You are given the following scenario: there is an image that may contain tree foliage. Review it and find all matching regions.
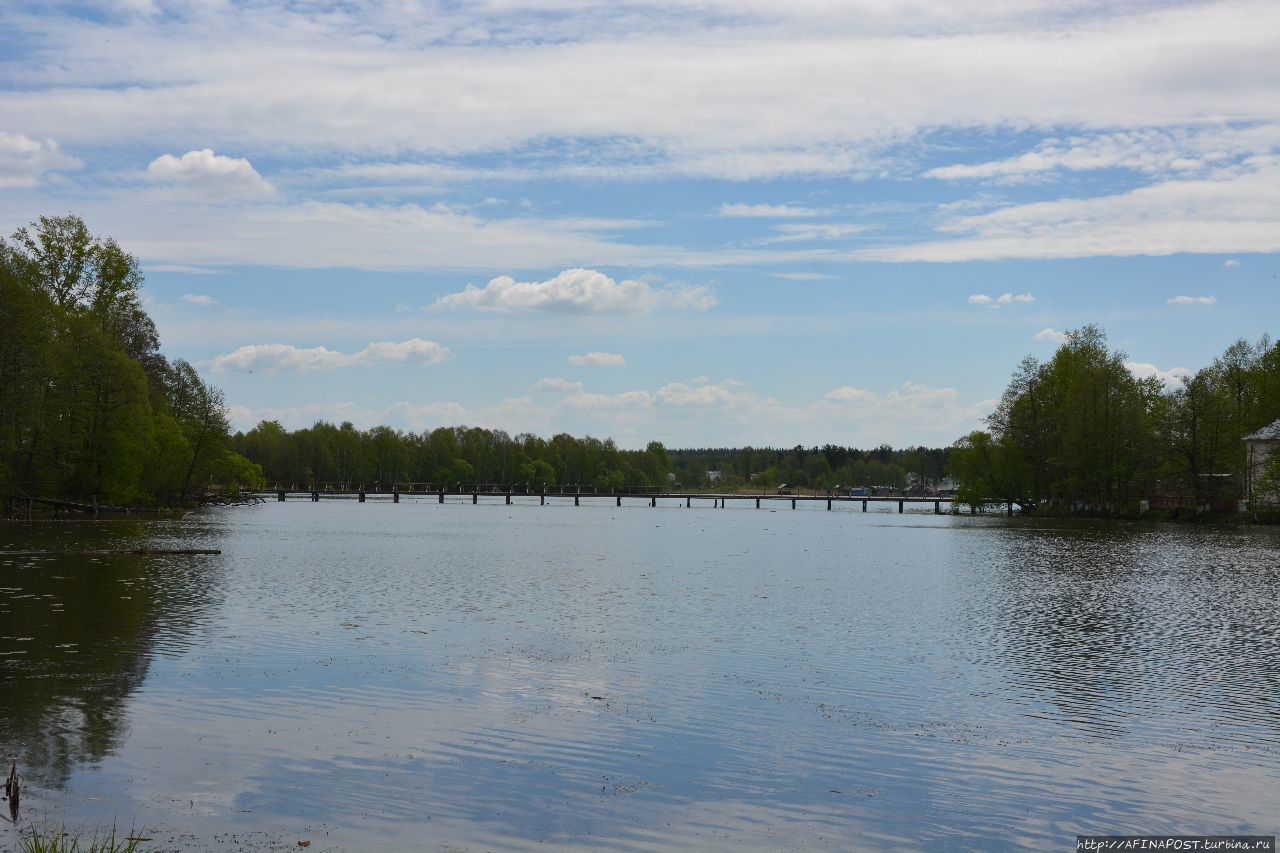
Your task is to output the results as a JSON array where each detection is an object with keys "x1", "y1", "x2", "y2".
[
  {"x1": 950, "y1": 325, "x2": 1280, "y2": 513},
  {"x1": 0, "y1": 216, "x2": 251, "y2": 506}
]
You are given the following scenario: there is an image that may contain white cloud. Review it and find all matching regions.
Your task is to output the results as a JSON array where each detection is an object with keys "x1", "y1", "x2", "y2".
[
  {"x1": 563, "y1": 390, "x2": 653, "y2": 410},
  {"x1": 390, "y1": 396, "x2": 552, "y2": 433},
  {"x1": 179, "y1": 293, "x2": 216, "y2": 306},
  {"x1": 8, "y1": 0, "x2": 1277, "y2": 185},
  {"x1": 864, "y1": 158, "x2": 1280, "y2": 262},
  {"x1": 532, "y1": 377, "x2": 584, "y2": 392},
  {"x1": 210, "y1": 337, "x2": 452, "y2": 373},
  {"x1": 823, "y1": 386, "x2": 877, "y2": 403},
  {"x1": 654, "y1": 382, "x2": 737, "y2": 407},
  {"x1": 1167, "y1": 295, "x2": 1216, "y2": 305},
  {"x1": 1034, "y1": 327, "x2": 1067, "y2": 343},
  {"x1": 431, "y1": 268, "x2": 717, "y2": 314},
  {"x1": 0, "y1": 132, "x2": 81, "y2": 188},
  {"x1": 567, "y1": 351, "x2": 626, "y2": 367},
  {"x1": 146, "y1": 149, "x2": 275, "y2": 198},
  {"x1": 717, "y1": 203, "x2": 827, "y2": 218},
  {"x1": 1126, "y1": 361, "x2": 1193, "y2": 388},
  {"x1": 1223, "y1": 259, "x2": 1240, "y2": 268},
  {"x1": 925, "y1": 125, "x2": 1280, "y2": 183},
  {"x1": 761, "y1": 223, "x2": 867, "y2": 243},
  {"x1": 772, "y1": 271, "x2": 840, "y2": 280},
  {"x1": 969, "y1": 292, "x2": 1035, "y2": 306}
]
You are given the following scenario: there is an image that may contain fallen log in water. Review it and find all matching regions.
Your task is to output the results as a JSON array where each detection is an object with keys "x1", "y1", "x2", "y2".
[{"x1": 0, "y1": 548, "x2": 221, "y2": 556}]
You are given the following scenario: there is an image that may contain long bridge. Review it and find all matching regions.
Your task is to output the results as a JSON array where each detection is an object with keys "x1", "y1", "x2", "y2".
[{"x1": 257, "y1": 483, "x2": 1018, "y2": 515}]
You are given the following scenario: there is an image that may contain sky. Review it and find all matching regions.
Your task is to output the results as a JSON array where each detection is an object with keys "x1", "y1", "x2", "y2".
[{"x1": 2, "y1": 0, "x2": 1277, "y2": 449}]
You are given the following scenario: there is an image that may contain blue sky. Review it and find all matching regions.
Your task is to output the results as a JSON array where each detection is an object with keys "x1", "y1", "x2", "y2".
[{"x1": 2, "y1": 0, "x2": 1277, "y2": 448}]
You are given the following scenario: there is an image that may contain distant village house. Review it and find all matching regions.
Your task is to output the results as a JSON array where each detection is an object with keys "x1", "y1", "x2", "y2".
[{"x1": 1245, "y1": 417, "x2": 1280, "y2": 508}]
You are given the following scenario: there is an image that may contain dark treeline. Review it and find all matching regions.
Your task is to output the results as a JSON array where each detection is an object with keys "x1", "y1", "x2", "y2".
[
  {"x1": 668, "y1": 445, "x2": 948, "y2": 491},
  {"x1": 949, "y1": 325, "x2": 1280, "y2": 513},
  {"x1": 232, "y1": 418, "x2": 950, "y2": 492},
  {"x1": 1, "y1": 216, "x2": 258, "y2": 507}
]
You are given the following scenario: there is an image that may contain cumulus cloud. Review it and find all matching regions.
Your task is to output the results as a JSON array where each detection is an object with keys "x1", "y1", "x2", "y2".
[
  {"x1": 563, "y1": 390, "x2": 653, "y2": 410},
  {"x1": 823, "y1": 386, "x2": 877, "y2": 403},
  {"x1": 567, "y1": 351, "x2": 626, "y2": 367},
  {"x1": 179, "y1": 293, "x2": 216, "y2": 306},
  {"x1": 1223, "y1": 259, "x2": 1240, "y2": 268},
  {"x1": 0, "y1": 132, "x2": 81, "y2": 187},
  {"x1": 969, "y1": 292, "x2": 1035, "y2": 306},
  {"x1": 146, "y1": 149, "x2": 275, "y2": 198},
  {"x1": 654, "y1": 382, "x2": 737, "y2": 407},
  {"x1": 718, "y1": 203, "x2": 826, "y2": 218},
  {"x1": 532, "y1": 377, "x2": 584, "y2": 392},
  {"x1": 210, "y1": 337, "x2": 452, "y2": 373},
  {"x1": 1034, "y1": 327, "x2": 1068, "y2": 343},
  {"x1": 1126, "y1": 361, "x2": 1193, "y2": 388},
  {"x1": 431, "y1": 268, "x2": 717, "y2": 314},
  {"x1": 1168, "y1": 295, "x2": 1216, "y2": 305}
]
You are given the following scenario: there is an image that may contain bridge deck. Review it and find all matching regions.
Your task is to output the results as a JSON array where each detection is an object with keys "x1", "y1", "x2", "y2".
[{"x1": 252, "y1": 488, "x2": 1016, "y2": 514}]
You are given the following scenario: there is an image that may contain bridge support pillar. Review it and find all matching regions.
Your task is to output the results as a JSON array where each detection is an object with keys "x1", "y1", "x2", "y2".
[
  {"x1": 358, "y1": 491, "x2": 365, "y2": 503},
  {"x1": 934, "y1": 500, "x2": 939, "y2": 514},
  {"x1": 898, "y1": 500, "x2": 903, "y2": 513},
  {"x1": 574, "y1": 495, "x2": 579, "y2": 506},
  {"x1": 791, "y1": 498, "x2": 796, "y2": 509},
  {"x1": 827, "y1": 498, "x2": 832, "y2": 511},
  {"x1": 755, "y1": 497, "x2": 760, "y2": 508},
  {"x1": 505, "y1": 494, "x2": 511, "y2": 505},
  {"x1": 541, "y1": 493, "x2": 545, "y2": 505},
  {"x1": 651, "y1": 496, "x2": 656, "y2": 507},
  {"x1": 862, "y1": 500, "x2": 867, "y2": 512},
  {"x1": 617, "y1": 496, "x2": 622, "y2": 507},
  {"x1": 1007, "y1": 502, "x2": 1013, "y2": 516},
  {"x1": 277, "y1": 490, "x2": 286, "y2": 502}
]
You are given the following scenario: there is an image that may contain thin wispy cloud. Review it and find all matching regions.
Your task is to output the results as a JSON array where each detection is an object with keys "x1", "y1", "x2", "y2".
[
  {"x1": 179, "y1": 293, "x2": 216, "y2": 306},
  {"x1": 1168, "y1": 295, "x2": 1216, "y2": 305},
  {"x1": 718, "y1": 203, "x2": 827, "y2": 218}
]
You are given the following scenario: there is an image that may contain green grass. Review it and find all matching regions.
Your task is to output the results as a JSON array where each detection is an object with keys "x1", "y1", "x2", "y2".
[{"x1": 18, "y1": 823, "x2": 145, "y2": 853}]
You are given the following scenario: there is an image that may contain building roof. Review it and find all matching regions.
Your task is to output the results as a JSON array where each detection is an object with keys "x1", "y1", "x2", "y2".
[{"x1": 1244, "y1": 417, "x2": 1280, "y2": 442}]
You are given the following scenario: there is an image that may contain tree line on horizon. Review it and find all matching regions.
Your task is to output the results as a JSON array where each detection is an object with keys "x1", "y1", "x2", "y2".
[
  {"x1": 230, "y1": 417, "x2": 947, "y2": 493},
  {"x1": 949, "y1": 325, "x2": 1280, "y2": 512}
]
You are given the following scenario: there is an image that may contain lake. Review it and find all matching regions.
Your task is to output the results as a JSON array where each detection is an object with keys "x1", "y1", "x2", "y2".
[{"x1": 2, "y1": 499, "x2": 1278, "y2": 850}]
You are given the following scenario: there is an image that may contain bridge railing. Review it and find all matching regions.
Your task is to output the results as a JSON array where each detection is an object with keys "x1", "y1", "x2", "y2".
[{"x1": 262, "y1": 482, "x2": 663, "y2": 495}]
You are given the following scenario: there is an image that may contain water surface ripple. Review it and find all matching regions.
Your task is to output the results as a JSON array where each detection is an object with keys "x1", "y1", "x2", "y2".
[{"x1": 1, "y1": 502, "x2": 1277, "y2": 849}]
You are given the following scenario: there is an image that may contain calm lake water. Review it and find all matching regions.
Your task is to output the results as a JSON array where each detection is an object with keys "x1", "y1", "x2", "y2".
[{"x1": 2, "y1": 499, "x2": 1278, "y2": 850}]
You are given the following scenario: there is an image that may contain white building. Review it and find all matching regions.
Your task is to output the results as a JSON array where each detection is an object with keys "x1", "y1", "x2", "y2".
[{"x1": 1244, "y1": 417, "x2": 1280, "y2": 507}]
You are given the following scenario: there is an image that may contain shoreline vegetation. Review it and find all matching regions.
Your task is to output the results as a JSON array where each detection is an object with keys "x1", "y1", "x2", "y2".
[{"x1": 3, "y1": 216, "x2": 1278, "y2": 522}]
